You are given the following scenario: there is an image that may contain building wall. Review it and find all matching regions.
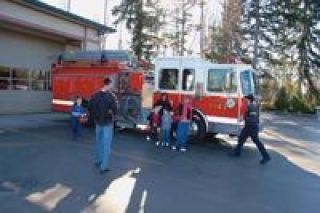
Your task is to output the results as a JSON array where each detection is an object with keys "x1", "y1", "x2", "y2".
[
  {"x1": 0, "y1": 28, "x2": 65, "y2": 70},
  {"x1": 0, "y1": 90, "x2": 52, "y2": 114},
  {"x1": 0, "y1": 0, "x2": 104, "y2": 114},
  {"x1": 0, "y1": 0, "x2": 101, "y2": 50}
]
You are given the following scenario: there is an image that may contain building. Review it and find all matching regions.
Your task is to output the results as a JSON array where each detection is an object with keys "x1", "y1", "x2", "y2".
[{"x1": 0, "y1": 0, "x2": 115, "y2": 114}]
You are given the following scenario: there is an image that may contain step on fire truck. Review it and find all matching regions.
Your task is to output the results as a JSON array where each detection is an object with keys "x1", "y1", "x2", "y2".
[{"x1": 52, "y1": 52, "x2": 260, "y2": 140}]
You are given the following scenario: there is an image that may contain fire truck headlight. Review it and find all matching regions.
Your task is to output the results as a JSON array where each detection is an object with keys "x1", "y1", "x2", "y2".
[{"x1": 225, "y1": 98, "x2": 236, "y2": 109}]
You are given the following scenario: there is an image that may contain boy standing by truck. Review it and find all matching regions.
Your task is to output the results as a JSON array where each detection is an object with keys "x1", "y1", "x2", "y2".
[{"x1": 70, "y1": 96, "x2": 86, "y2": 140}]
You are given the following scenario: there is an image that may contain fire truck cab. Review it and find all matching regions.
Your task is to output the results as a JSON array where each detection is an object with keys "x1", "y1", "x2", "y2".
[{"x1": 153, "y1": 57, "x2": 260, "y2": 139}]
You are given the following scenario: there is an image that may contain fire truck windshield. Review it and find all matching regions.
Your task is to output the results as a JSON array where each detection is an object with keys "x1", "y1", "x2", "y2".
[
  {"x1": 207, "y1": 69, "x2": 237, "y2": 93},
  {"x1": 240, "y1": 70, "x2": 255, "y2": 96}
]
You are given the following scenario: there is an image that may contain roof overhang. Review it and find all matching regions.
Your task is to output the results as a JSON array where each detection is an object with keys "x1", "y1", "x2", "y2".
[{"x1": 12, "y1": 0, "x2": 116, "y2": 35}]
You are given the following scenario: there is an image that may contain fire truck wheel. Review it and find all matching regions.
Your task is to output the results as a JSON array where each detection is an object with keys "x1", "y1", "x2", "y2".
[{"x1": 189, "y1": 117, "x2": 206, "y2": 142}]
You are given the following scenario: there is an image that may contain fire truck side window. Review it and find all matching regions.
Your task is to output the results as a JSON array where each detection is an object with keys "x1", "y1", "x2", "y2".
[
  {"x1": 159, "y1": 69, "x2": 178, "y2": 90},
  {"x1": 240, "y1": 70, "x2": 254, "y2": 96},
  {"x1": 207, "y1": 69, "x2": 236, "y2": 93},
  {"x1": 182, "y1": 69, "x2": 195, "y2": 91}
]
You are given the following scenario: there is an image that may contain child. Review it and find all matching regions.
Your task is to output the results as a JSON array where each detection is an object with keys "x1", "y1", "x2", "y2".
[
  {"x1": 161, "y1": 107, "x2": 172, "y2": 147},
  {"x1": 147, "y1": 106, "x2": 161, "y2": 145},
  {"x1": 71, "y1": 96, "x2": 86, "y2": 140},
  {"x1": 170, "y1": 108, "x2": 180, "y2": 143}
]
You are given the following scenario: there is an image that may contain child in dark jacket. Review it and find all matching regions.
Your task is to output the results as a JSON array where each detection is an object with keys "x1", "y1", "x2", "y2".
[
  {"x1": 71, "y1": 96, "x2": 86, "y2": 140},
  {"x1": 147, "y1": 106, "x2": 161, "y2": 145}
]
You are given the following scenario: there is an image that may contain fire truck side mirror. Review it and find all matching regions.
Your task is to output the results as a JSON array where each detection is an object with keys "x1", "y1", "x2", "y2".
[{"x1": 195, "y1": 82, "x2": 204, "y2": 100}]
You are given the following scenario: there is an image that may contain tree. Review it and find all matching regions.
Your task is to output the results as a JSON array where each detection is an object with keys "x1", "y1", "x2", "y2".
[
  {"x1": 112, "y1": 0, "x2": 164, "y2": 60},
  {"x1": 277, "y1": 0, "x2": 320, "y2": 95},
  {"x1": 238, "y1": 0, "x2": 279, "y2": 69},
  {"x1": 174, "y1": 0, "x2": 198, "y2": 56},
  {"x1": 206, "y1": 0, "x2": 242, "y2": 63},
  {"x1": 221, "y1": 0, "x2": 242, "y2": 58},
  {"x1": 239, "y1": 0, "x2": 320, "y2": 96}
]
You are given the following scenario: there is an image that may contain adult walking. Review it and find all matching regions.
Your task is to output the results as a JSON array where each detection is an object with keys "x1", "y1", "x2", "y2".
[
  {"x1": 233, "y1": 94, "x2": 271, "y2": 164},
  {"x1": 90, "y1": 77, "x2": 118, "y2": 174}
]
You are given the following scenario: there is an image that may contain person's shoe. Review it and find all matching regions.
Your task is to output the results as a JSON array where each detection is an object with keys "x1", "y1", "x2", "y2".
[
  {"x1": 155, "y1": 141, "x2": 160, "y2": 146},
  {"x1": 260, "y1": 157, "x2": 271, "y2": 165},
  {"x1": 161, "y1": 142, "x2": 165, "y2": 147},
  {"x1": 146, "y1": 136, "x2": 151, "y2": 141},
  {"x1": 165, "y1": 143, "x2": 169, "y2": 147},
  {"x1": 171, "y1": 145, "x2": 177, "y2": 150},
  {"x1": 99, "y1": 169, "x2": 111, "y2": 175},
  {"x1": 180, "y1": 148, "x2": 187, "y2": 152}
]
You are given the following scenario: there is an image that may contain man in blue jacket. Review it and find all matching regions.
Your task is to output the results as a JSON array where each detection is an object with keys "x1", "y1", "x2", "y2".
[{"x1": 90, "y1": 77, "x2": 118, "y2": 174}]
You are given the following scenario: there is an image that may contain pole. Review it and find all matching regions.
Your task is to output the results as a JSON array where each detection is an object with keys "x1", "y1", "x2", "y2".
[
  {"x1": 66, "y1": 0, "x2": 71, "y2": 12},
  {"x1": 102, "y1": 0, "x2": 108, "y2": 49},
  {"x1": 253, "y1": 0, "x2": 260, "y2": 69},
  {"x1": 200, "y1": 0, "x2": 204, "y2": 58},
  {"x1": 118, "y1": 23, "x2": 123, "y2": 50},
  {"x1": 175, "y1": 7, "x2": 179, "y2": 56},
  {"x1": 180, "y1": 0, "x2": 185, "y2": 56}
]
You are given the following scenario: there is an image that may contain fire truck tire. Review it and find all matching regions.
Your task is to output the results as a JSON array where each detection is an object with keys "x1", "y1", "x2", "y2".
[{"x1": 189, "y1": 116, "x2": 206, "y2": 142}]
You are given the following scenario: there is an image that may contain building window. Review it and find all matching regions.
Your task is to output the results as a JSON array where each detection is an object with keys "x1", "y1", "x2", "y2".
[
  {"x1": 182, "y1": 69, "x2": 195, "y2": 91},
  {"x1": 0, "y1": 65, "x2": 51, "y2": 91},
  {"x1": 159, "y1": 69, "x2": 178, "y2": 90},
  {"x1": 12, "y1": 69, "x2": 29, "y2": 90},
  {"x1": 0, "y1": 66, "x2": 10, "y2": 90}
]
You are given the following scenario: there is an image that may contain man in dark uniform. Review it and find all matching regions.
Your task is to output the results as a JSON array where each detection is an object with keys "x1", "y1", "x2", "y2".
[{"x1": 233, "y1": 94, "x2": 271, "y2": 164}]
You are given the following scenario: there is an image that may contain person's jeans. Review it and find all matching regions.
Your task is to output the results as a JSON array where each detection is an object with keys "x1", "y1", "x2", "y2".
[
  {"x1": 95, "y1": 124, "x2": 113, "y2": 171},
  {"x1": 71, "y1": 117, "x2": 81, "y2": 140},
  {"x1": 161, "y1": 128, "x2": 170, "y2": 144},
  {"x1": 234, "y1": 124, "x2": 270, "y2": 159},
  {"x1": 176, "y1": 121, "x2": 190, "y2": 149},
  {"x1": 150, "y1": 126, "x2": 159, "y2": 142}
]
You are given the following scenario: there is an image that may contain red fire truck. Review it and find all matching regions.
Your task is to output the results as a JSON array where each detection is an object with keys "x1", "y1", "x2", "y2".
[
  {"x1": 153, "y1": 57, "x2": 260, "y2": 139},
  {"x1": 51, "y1": 50, "x2": 147, "y2": 128},
  {"x1": 52, "y1": 53, "x2": 259, "y2": 140}
]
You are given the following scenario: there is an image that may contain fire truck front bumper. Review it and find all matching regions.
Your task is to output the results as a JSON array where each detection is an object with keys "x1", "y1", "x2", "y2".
[{"x1": 207, "y1": 116, "x2": 244, "y2": 136}]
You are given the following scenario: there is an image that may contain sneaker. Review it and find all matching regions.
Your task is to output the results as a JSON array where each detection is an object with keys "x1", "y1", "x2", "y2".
[
  {"x1": 146, "y1": 136, "x2": 151, "y2": 141},
  {"x1": 165, "y1": 143, "x2": 169, "y2": 147},
  {"x1": 155, "y1": 141, "x2": 160, "y2": 146},
  {"x1": 161, "y1": 142, "x2": 165, "y2": 147},
  {"x1": 171, "y1": 146, "x2": 177, "y2": 150},
  {"x1": 260, "y1": 157, "x2": 271, "y2": 165},
  {"x1": 180, "y1": 148, "x2": 187, "y2": 152}
]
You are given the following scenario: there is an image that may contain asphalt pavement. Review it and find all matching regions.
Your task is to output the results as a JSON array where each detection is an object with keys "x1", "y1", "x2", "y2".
[{"x1": 0, "y1": 112, "x2": 319, "y2": 213}]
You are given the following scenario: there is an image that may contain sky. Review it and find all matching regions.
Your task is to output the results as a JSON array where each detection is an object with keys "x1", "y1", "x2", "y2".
[{"x1": 42, "y1": 0, "x2": 223, "y2": 55}]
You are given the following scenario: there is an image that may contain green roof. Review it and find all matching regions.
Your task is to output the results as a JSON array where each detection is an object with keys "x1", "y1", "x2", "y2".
[{"x1": 19, "y1": 0, "x2": 116, "y2": 34}]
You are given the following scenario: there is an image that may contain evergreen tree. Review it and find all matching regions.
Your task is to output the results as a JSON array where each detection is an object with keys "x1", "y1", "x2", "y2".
[
  {"x1": 112, "y1": 0, "x2": 164, "y2": 60},
  {"x1": 277, "y1": 0, "x2": 320, "y2": 94},
  {"x1": 239, "y1": 0, "x2": 320, "y2": 95},
  {"x1": 206, "y1": 0, "x2": 242, "y2": 63}
]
